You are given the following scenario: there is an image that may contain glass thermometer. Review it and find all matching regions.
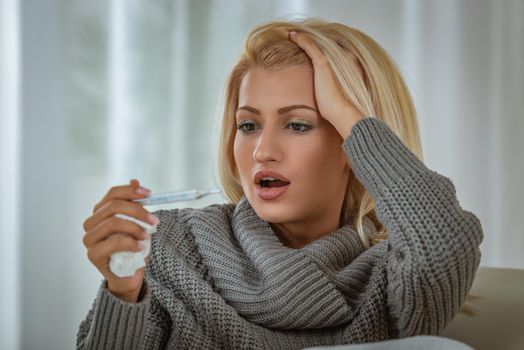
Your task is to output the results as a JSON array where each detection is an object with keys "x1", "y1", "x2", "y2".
[{"x1": 133, "y1": 188, "x2": 222, "y2": 206}]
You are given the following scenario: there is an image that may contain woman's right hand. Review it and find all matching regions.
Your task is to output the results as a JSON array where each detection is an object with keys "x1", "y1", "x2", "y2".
[{"x1": 82, "y1": 179, "x2": 160, "y2": 303}]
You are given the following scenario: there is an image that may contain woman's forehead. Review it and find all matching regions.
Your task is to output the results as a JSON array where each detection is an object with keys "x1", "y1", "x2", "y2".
[{"x1": 238, "y1": 66, "x2": 316, "y2": 109}]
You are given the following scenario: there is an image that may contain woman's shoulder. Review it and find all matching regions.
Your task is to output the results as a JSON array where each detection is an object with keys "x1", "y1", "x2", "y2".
[
  {"x1": 146, "y1": 203, "x2": 236, "y2": 285},
  {"x1": 152, "y1": 201, "x2": 236, "y2": 231},
  {"x1": 148, "y1": 202, "x2": 236, "y2": 264}
]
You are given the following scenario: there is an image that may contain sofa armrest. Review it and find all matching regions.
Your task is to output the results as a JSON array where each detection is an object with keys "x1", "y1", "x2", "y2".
[{"x1": 441, "y1": 266, "x2": 524, "y2": 350}]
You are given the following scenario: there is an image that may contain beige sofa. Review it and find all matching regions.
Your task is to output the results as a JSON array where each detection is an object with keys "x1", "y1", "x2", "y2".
[{"x1": 441, "y1": 266, "x2": 524, "y2": 350}]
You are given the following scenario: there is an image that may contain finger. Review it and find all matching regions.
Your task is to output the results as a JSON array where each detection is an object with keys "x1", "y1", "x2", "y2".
[
  {"x1": 83, "y1": 215, "x2": 151, "y2": 248},
  {"x1": 87, "y1": 235, "x2": 144, "y2": 270},
  {"x1": 94, "y1": 179, "x2": 151, "y2": 212},
  {"x1": 84, "y1": 198, "x2": 158, "y2": 231},
  {"x1": 291, "y1": 31, "x2": 364, "y2": 82},
  {"x1": 129, "y1": 178, "x2": 139, "y2": 188},
  {"x1": 93, "y1": 179, "x2": 151, "y2": 214},
  {"x1": 288, "y1": 31, "x2": 328, "y2": 65}
]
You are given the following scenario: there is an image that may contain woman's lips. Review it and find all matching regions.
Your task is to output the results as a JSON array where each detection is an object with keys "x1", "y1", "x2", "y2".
[
  {"x1": 254, "y1": 170, "x2": 290, "y2": 185},
  {"x1": 255, "y1": 183, "x2": 290, "y2": 200}
]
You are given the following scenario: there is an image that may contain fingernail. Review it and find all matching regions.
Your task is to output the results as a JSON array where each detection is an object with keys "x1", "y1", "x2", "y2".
[
  {"x1": 138, "y1": 242, "x2": 145, "y2": 251},
  {"x1": 148, "y1": 214, "x2": 160, "y2": 225},
  {"x1": 136, "y1": 187, "x2": 150, "y2": 195},
  {"x1": 142, "y1": 231, "x2": 151, "y2": 240},
  {"x1": 289, "y1": 30, "x2": 296, "y2": 37}
]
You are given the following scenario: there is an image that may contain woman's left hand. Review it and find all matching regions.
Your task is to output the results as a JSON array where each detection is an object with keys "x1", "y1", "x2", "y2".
[{"x1": 288, "y1": 30, "x2": 365, "y2": 139}]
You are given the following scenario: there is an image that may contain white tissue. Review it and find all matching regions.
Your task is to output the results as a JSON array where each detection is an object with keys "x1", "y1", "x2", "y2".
[{"x1": 109, "y1": 213, "x2": 157, "y2": 278}]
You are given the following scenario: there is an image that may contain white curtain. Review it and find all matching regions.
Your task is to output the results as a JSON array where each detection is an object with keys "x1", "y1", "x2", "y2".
[
  {"x1": 0, "y1": 1, "x2": 21, "y2": 350},
  {"x1": 1, "y1": 0, "x2": 523, "y2": 348}
]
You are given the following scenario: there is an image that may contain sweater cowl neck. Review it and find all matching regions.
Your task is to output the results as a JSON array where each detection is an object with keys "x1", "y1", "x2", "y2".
[
  {"x1": 231, "y1": 195, "x2": 368, "y2": 266},
  {"x1": 194, "y1": 195, "x2": 374, "y2": 329}
]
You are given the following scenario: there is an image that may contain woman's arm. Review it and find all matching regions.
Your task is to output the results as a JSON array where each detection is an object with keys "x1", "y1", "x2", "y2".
[
  {"x1": 77, "y1": 208, "x2": 178, "y2": 349},
  {"x1": 343, "y1": 117, "x2": 484, "y2": 337},
  {"x1": 76, "y1": 279, "x2": 172, "y2": 350},
  {"x1": 76, "y1": 280, "x2": 150, "y2": 349},
  {"x1": 288, "y1": 30, "x2": 483, "y2": 336}
]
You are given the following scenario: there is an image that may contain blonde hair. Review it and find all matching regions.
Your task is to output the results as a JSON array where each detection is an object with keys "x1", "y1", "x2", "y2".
[{"x1": 218, "y1": 18, "x2": 423, "y2": 249}]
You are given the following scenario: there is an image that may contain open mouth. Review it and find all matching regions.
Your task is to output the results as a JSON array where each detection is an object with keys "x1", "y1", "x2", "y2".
[
  {"x1": 259, "y1": 178, "x2": 290, "y2": 188},
  {"x1": 253, "y1": 171, "x2": 291, "y2": 200},
  {"x1": 255, "y1": 177, "x2": 290, "y2": 200}
]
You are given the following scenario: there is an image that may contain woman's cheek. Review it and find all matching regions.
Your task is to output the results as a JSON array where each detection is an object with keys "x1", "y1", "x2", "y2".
[{"x1": 234, "y1": 139, "x2": 251, "y2": 182}]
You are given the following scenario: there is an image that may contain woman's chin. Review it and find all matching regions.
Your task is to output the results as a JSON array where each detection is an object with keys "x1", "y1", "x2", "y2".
[{"x1": 251, "y1": 201, "x2": 299, "y2": 224}]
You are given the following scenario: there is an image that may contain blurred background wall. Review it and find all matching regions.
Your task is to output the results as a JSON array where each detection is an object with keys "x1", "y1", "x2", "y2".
[{"x1": 1, "y1": 0, "x2": 523, "y2": 349}]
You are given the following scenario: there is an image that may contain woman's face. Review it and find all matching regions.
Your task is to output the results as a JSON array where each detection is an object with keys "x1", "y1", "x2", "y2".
[{"x1": 233, "y1": 65, "x2": 350, "y2": 229}]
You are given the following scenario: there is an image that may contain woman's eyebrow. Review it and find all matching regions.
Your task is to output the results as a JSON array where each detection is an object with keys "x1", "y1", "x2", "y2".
[{"x1": 237, "y1": 104, "x2": 319, "y2": 115}]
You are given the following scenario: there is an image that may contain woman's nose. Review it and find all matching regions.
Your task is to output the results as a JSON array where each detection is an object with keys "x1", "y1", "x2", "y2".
[{"x1": 253, "y1": 127, "x2": 282, "y2": 163}]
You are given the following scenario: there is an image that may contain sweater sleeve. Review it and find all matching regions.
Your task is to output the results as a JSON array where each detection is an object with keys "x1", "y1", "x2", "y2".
[
  {"x1": 76, "y1": 280, "x2": 152, "y2": 349},
  {"x1": 341, "y1": 117, "x2": 484, "y2": 337}
]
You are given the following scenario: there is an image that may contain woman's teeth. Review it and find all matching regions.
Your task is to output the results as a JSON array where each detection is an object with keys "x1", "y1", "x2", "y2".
[{"x1": 261, "y1": 179, "x2": 289, "y2": 188}]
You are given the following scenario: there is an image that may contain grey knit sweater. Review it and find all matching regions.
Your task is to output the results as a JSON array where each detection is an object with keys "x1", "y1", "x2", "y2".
[{"x1": 76, "y1": 117, "x2": 483, "y2": 349}]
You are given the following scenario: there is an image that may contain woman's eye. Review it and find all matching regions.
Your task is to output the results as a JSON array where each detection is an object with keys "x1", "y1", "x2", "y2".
[
  {"x1": 237, "y1": 122, "x2": 256, "y2": 134},
  {"x1": 287, "y1": 122, "x2": 312, "y2": 133}
]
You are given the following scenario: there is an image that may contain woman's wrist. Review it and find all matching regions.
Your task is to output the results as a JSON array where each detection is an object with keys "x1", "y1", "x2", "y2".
[
  {"x1": 331, "y1": 106, "x2": 365, "y2": 140},
  {"x1": 106, "y1": 282, "x2": 143, "y2": 304}
]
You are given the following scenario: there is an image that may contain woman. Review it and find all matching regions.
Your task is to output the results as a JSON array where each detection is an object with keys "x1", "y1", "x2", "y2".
[{"x1": 77, "y1": 19, "x2": 483, "y2": 349}]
